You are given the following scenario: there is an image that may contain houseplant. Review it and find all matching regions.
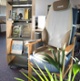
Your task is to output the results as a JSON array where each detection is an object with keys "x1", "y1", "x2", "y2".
[{"x1": 15, "y1": 48, "x2": 80, "y2": 81}]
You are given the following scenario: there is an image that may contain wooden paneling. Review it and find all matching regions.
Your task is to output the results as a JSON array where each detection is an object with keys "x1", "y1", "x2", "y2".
[{"x1": 6, "y1": 0, "x2": 13, "y2": 64}]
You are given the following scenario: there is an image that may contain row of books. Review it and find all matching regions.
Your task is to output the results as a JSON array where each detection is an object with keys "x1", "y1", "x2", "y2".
[
  {"x1": 12, "y1": 8, "x2": 32, "y2": 20},
  {"x1": 12, "y1": 24, "x2": 31, "y2": 38},
  {"x1": 11, "y1": 39, "x2": 36, "y2": 55},
  {"x1": 11, "y1": 40, "x2": 28, "y2": 55}
]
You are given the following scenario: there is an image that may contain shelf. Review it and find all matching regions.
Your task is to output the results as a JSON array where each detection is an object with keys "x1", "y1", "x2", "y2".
[
  {"x1": 7, "y1": 0, "x2": 33, "y2": 68},
  {"x1": 8, "y1": 1, "x2": 32, "y2": 8},
  {"x1": 8, "y1": 53, "x2": 28, "y2": 56},
  {"x1": 9, "y1": 56, "x2": 28, "y2": 68},
  {"x1": 35, "y1": 28, "x2": 43, "y2": 32},
  {"x1": 75, "y1": 32, "x2": 80, "y2": 36},
  {"x1": 8, "y1": 36, "x2": 31, "y2": 40},
  {"x1": 13, "y1": 19, "x2": 32, "y2": 23},
  {"x1": 8, "y1": 1, "x2": 32, "y2": 5},
  {"x1": 12, "y1": 6, "x2": 32, "y2": 8}
]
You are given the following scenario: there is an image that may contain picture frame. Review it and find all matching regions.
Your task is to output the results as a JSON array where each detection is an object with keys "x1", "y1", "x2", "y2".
[
  {"x1": 21, "y1": 24, "x2": 32, "y2": 38},
  {"x1": 11, "y1": 40, "x2": 23, "y2": 54},
  {"x1": 12, "y1": 25, "x2": 22, "y2": 38}
]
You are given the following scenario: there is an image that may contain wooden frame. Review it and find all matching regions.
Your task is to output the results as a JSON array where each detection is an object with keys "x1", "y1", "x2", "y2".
[
  {"x1": 6, "y1": 0, "x2": 34, "y2": 66},
  {"x1": 25, "y1": 39, "x2": 41, "y2": 80}
]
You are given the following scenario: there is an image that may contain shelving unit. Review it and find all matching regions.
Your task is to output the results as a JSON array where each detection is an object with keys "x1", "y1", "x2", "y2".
[
  {"x1": 8, "y1": 1, "x2": 32, "y2": 5},
  {"x1": 6, "y1": 0, "x2": 32, "y2": 68}
]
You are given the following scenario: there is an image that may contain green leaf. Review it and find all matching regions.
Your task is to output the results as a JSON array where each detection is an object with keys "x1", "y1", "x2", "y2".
[
  {"x1": 60, "y1": 69, "x2": 63, "y2": 81},
  {"x1": 48, "y1": 48, "x2": 57, "y2": 62},
  {"x1": 61, "y1": 50, "x2": 65, "y2": 68},
  {"x1": 44, "y1": 54, "x2": 60, "y2": 70},
  {"x1": 14, "y1": 77, "x2": 24, "y2": 81},
  {"x1": 31, "y1": 76, "x2": 38, "y2": 81},
  {"x1": 73, "y1": 64, "x2": 79, "y2": 75},
  {"x1": 45, "y1": 67, "x2": 54, "y2": 81},
  {"x1": 58, "y1": 50, "x2": 60, "y2": 64},
  {"x1": 54, "y1": 74, "x2": 58, "y2": 81},
  {"x1": 51, "y1": 50, "x2": 57, "y2": 62},
  {"x1": 67, "y1": 69, "x2": 72, "y2": 81},
  {"x1": 19, "y1": 70, "x2": 33, "y2": 81},
  {"x1": 35, "y1": 64, "x2": 49, "y2": 81},
  {"x1": 31, "y1": 65, "x2": 45, "y2": 81}
]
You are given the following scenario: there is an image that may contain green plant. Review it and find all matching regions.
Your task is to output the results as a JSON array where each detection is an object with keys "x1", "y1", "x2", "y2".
[
  {"x1": 72, "y1": 57, "x2": 80, "y2": 81},
  {"x1": 15, "y1": 48, "x2": 80, "y2": 81}
]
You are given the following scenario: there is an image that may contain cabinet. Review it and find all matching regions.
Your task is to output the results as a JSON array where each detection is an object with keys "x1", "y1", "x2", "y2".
[{"x1": 6, "y1": 0, "x2": 32, "y2": 68}]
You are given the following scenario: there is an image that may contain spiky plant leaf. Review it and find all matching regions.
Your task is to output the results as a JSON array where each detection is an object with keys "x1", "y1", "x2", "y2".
[
  {"x1": 61, "y1": 50, "x2": 65, "y2": 69},
  {"x1": 31, "y1": 76, "x2": 38, "y2": 81},
  {"x1": 53, "y1": 73, "x2": 58, "y2": 81},
  {"x1": 19, "y1": 70, "x2": 33, "y2": 81},
  {"x1": 45, "y1": 67, "x2": 54, "y2": 81},
  {"x1": 67, "y1": 69, "x2": 72, "y2": 81},
  {"x1": 35, "y1": 63, "x2": 49, "y2": 81},
  {"x1": 60, "y1": 68, "x2": 63, "y2": 81},
  {"x1": 48, "y1": 48, "x2": 57, "y2": 62},
  {"x1": 14, "y1": 77, "x2": 24, "y2": 81},
  {"x1": 44, "y1": 54, "x2": 60, "y2": 70},
  {"x1": 58, "y1": 50, "x2": 60, "y2": 64},
  {"x1": 30, "y1": 65, "x2": 45, "y2": 81}
]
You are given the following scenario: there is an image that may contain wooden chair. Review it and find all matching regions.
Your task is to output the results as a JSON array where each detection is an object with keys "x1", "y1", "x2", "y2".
[{"x1": 26, "y1": 0, "x2": 76, "y2": 80}]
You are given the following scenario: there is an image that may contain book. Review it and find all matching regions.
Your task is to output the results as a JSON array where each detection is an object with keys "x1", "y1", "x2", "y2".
[
  {"x1": 24, "y1": 9, "x2": 28, "y2": 19},
  {"x1": 23, "y1": 41, "x2": 28, "y2": 54},
  {"x1": 12, "y1": 25, "x2": 22, "y2": 38},
  {"x1": 11, "y1": 40, "x2": 23, "y2": 54},
  {"x1": 21, "y1": 24, "x2": 31, "y2": 38}
]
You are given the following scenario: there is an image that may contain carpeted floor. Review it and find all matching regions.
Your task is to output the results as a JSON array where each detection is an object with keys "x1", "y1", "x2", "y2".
[{"x1": 0, "y1": 32, "x2": 27, "y2": 81}]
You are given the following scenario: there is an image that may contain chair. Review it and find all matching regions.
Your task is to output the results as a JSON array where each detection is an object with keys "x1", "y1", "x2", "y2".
[{"x1": 26, "y1": 0, "x2": 75, "y2": 80}]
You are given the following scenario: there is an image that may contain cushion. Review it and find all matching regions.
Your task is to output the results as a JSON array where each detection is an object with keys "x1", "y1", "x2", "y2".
[
  {"x1": 53, "y1": 0, "x2": 69, "y2": 11},
  {"x1": 30, "y1": 52, "x2": 71, "y2": 73},
  {"x1": 45, "y1": 4, "x2": 72, "y2": 48}
]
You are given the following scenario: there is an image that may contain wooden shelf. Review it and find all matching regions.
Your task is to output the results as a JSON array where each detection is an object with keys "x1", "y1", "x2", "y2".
[
  {"x1": 8, "y1": 56, "x2": 28, "y2": 68},
  {"x1": 8, "y1": 53, "x2": 28, "y2": 56},
  {"x1": 13, "y1": 19, "x2": 32, "y2": 23},
  {"x1": 8, "y1": 36, "x2": 31, "y2": 40},
  {"x1": 8, "y1": 1, "x2": 32, "y2": 8},
  {"x1": 75, "y1": 32, "x2": 80, "y2": 36},
  {"x1": 12, "y1": 6, "x2": 32, "y2": 8},
  {"x1": 8, "y1": 1, "x2": 32, "y2": 5},
  {"x1": 35, "y1": 28, "x2": 43, "y2": 32},
  {"x1": 6, "y1": 0, "x2": 33, "y2": 68}
]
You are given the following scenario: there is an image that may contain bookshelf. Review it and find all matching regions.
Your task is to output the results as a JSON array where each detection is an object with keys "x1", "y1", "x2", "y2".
[{"x1": 6, "y1": 0, "x2": 33, "y2": 68}]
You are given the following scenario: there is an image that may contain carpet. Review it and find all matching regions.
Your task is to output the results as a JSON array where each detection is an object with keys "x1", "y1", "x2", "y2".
[{"x1": 0, "y1": 32, "x2": 27, "y2": 81}]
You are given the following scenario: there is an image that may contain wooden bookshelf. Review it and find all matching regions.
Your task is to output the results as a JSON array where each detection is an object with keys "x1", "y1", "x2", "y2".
[{"x1": 6, "y1": 0, "x2": 33, "y2": 68}]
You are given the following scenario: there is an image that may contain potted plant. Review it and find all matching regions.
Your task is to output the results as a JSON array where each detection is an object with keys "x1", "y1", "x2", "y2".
[{"x1": 15, "y1": 48, "x2": 80, "y2": 81}]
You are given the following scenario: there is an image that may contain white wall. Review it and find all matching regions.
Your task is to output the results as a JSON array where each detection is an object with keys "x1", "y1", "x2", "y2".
[
  {"x1": 70, "y1": 0, "x2": 80, "y2": 8},
  {"x1": 35, "y1": 0, "x2": 80, "y2": 17},
  {"x1": 34, "y1": 0, "x2": 80, "y2": 30},
  {"x1": 35, "y1": 0, "x2": 55, "y2": 16}
]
